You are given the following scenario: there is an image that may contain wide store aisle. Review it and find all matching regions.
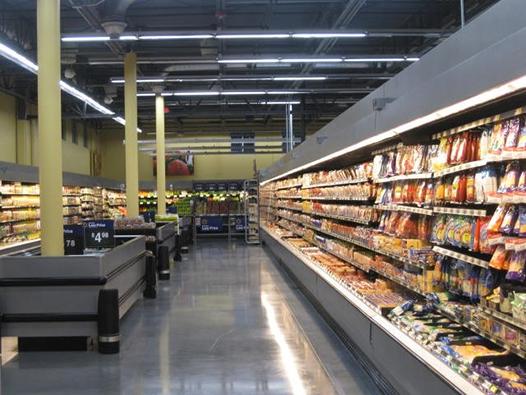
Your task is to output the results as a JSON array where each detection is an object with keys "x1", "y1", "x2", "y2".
[{"x1": 2, "y1": 240, "x2": 381, "y2": 395}]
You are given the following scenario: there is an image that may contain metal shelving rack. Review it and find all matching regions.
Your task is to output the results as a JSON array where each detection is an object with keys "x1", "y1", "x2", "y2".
[{"x1": 244, "y1": 179, "x2": 260, "y2": 244}]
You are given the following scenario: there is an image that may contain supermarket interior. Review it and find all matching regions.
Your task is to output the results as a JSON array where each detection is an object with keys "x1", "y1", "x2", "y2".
[{"x1": 4, "y1": 0, "x2": 526, "y2": 394}]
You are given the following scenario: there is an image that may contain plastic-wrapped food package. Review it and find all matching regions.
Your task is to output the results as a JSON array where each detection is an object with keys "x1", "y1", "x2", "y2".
[
  {"x1": 479, "y1": 128, "x2": 491, "y2": 159},
  {"x1": 489, "y1": 245, "x2": 510, "y2": 270},
  {"x1": 489, "y1": 204, "x2": 508, "y2": 232},
  {"x1": 433, "y1": 137, "x2": 450, "y2": 172},
  {"x1": 517, "y1": 118, "x2": 526, "y2": 151},
  {"x1": 498, "y1": 162, "x2": 521, "y2": 194},
  {"x1": 504, "y1": 117, "x2": 522, "y2": 151},
  {"x1": 500, "y1": 205, "x2": 519, "y2": 235},
  {"x1": 489, "y1": 122, "x2": 508, "y2": 155},
  {"x1": 506, "y1": 251, "x2": 526, "y2": 282}
]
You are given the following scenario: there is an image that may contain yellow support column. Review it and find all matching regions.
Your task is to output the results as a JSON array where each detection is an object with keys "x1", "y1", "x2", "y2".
[
  {"x1": 37, "y1": 0, "x2": 63, "y2": 256},
  {"x1": 124, "y1": 53, "x2": 139, "y2": 217},
  {"x1": 155, "y1": 95, "x2": 166, "y2": 216}
]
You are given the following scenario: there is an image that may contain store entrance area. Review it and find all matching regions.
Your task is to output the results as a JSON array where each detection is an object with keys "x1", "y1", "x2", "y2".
[{"x1": 2, "y1": 240, "x2": 380, "y2": 395}]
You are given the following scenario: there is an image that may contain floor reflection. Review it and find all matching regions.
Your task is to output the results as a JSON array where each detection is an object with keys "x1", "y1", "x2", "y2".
[{"x1": 2, "y1": 240, "x2": 375, "y2": 394}]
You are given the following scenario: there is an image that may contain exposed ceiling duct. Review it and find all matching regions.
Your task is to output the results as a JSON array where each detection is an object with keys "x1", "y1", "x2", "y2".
[{"x1": 100, "y1": 0, "x2": 138, "y2": 38}]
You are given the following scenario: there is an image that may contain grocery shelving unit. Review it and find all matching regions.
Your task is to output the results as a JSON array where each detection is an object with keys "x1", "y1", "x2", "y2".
[
  {"x1": 244, "y1": 179, "x2": 260, "y2": 244},
  {"x1": 259, "y1": 81, "x2": 526, "y2": 394},
  {"x1": 0, "y1": 161, "x2": 128, "y2": 250}
]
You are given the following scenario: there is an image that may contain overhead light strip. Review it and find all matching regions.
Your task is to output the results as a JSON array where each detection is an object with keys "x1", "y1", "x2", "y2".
[
  {"x1": 111, "y1": 76, "x2": 330, "y2": 84},
  {"x1": 0, "y1": 40, "x2": 141, "y2": 132},
  {"x1": 62, "y1": 31, "x2": 369, "y2": 42},
  {"x1": 261, "y1": 74, "x2": 526, "y2": 185},
  {"x1": 138, "y1": 90, "x2": 346, "y2": 97}
]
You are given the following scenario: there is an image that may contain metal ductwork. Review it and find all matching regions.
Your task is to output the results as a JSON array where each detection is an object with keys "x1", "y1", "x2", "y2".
[{"x1": 100, "y1": 0, "x2": 137, "y2": 38}]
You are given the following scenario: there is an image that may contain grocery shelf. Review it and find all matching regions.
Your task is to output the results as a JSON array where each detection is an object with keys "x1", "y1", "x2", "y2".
[
  {"x1": 1, "y1": 206, "x2": 40, "y2": 210},
  {"x1": 302, "y1": 196, "x2": 371, "y2": 202},
  {"x1": 436, "y1": 304, "x2": 526, "y2": 360},
  {"x1": 261, "y1": 226, "x2": 482, "y2": 395},
  {"x1": 0, "y1": 217, "x2": 39, "y2": 224},
  {"x1": 275, "y1": 205, "x2": 303, "y2": 212},
  {"x1": 275, "y1": 213, "x2": 304, "y2": 224},
  {"x1": 478, "y1": 306, "x2": 526, "y2": 332},
  {"x1": 315, "y1": 242, "x2": 370, "y2": 273},
  {"x1": 275, "y1": 183, "x2": 302, "y2": 190},
  {"x1": 0, "y1": 192, "x2": 40, "y2": 196},
  {"x1": 373, "y1": 173, "x2": 432, "y2": 183},
  {"x1": 432, "y1": 246, "x2": 490, "y2": 268},
  {"x1": 310, "y1": 211, "x2": 374, "y2": 225},
  {"x1": 302, "y1": 178, "x2": 369, "y2": 189},
  {"x1": 486, "y1": 194, "x2": 526, "y2": 204},
  {"x1": 433, "y1": 160, "x2": 487, "y2": 178},
  {"x1": 433, "y1": 206, "x2": 487, "y2": 217},
  {"x1": 305, "y1": 224, "x2": 429, "y2": 270},
  {"x1": 375, "y1": 204, "x2": 433, "y2": 216},
  {"x1": 276, "y1": 196, "x2": 302, "y2": 199}
]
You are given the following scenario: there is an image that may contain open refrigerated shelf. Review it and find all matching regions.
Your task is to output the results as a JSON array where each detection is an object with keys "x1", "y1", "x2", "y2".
[
  {"x1": 261, "y1": 226, "x2": 483, "y2": 395},
  {"x1": 259, "y1": 72, "x2": 526, "y2": 393}
]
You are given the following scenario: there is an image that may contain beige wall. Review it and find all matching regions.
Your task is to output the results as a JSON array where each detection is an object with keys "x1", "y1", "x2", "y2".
[
  {"x1": 0, "y1": 92, "x2": 17, "y2": 163},
  {"x1": 100, "y1": 130, "x2": 283, "y2": 182},
  {"x1": 0, "y1": 91, "x2": 99, "y2": 176},
  {"x1": 0, "y1": 89, "x2": 282, "y2": 182}
]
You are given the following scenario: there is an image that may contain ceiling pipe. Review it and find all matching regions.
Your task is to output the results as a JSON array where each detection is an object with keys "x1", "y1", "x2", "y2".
[{"x1": 100, "y1": 0, "x2": 137, "y2": 38}]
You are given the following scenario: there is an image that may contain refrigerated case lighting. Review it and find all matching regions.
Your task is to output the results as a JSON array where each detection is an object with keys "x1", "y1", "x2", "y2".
[{"x1": 261, "y1": 74, "x2": 526, "y2": 186}]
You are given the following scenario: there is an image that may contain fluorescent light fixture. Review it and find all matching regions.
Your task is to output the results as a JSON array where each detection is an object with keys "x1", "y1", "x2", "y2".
[
  {"x1": 273, "y1": 76, "x2": 327, "y2": 81},
  {"x1": 0, "y1": 39, "x2": 138, "y2": 132},
  {"x1": 113, "y1": 76, "x2": 328, "y2": 83},
  {"x1": 111, "y1": 78, "x2": 165, "y2": 84},
  {"x1": 138, "y1": 90, "x2": 309, "y2": 97},
  {"x1": 139, "y1": 34, "x2": 213, "y2": 40},
  {"x1": 62, "y1": 36, "x2": 110, "y2": 42},
  {"x1": 217, "y1": 34, "x2": 289, "y2": 39},
  {"x1": 112, "y1": 116, "x2": 126, "y2": 126},
  {"x1": 218, "y1": 58, "x2": 280, "y2": 64},
  {"x1": 221, "y1": 91, "x2": 266, "y2": 96},
  {"x1": 112, "y1": 116, "x2": 143, "y2": 133},
  {"x1": 173, "y1": 91, "x2": 220, "y2": 96},
  {"x1": 119, "y1": 35, "x2": 139, "y2": 41},
  {"x1": 344, "y1": 57, "x2": 418, "y2": 62},
  {"x1": 261, "y1": 101, "x2": 301, "y2": 105},
  {"x1": 266, "y1": 91, "x2": 305, "y2": 95},
  {"x1": 292, "y1": 33, "x2": 366, "y2": 38},
  {"x1": 0, "y1": 42, "x2": 38, "y2": 73},
  {"x1": 60, "y1": 81, "x2": 114, "y2": 115},
  {"x1": 281, "y1": 58, "x2": 343, "y2": 63},
  {"x1": 261, "y1": 73, "x2": 526, "y2": 185}
]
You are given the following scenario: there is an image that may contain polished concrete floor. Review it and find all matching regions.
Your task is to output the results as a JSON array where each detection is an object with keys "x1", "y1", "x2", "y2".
[{"x1": 2, "y1": 240, "x2": 381, "y2": 395}]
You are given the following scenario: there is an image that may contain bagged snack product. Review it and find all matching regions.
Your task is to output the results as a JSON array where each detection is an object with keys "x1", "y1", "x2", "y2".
[
  {"x1": 490, "y1": 121, "x2": 510, "y2": 156},
  {"x1": 517, "y1": 117, "x2": 526, "y2": 151},
  {"x1": 489, "y1": 204, "x2": 508, "y2": 233},
  {"x1": 506, "y1": 251, "x2": 526, "y2": 282},
  {"x1": 519, "y1": 206, "x2": 526, "y2": 237},
  {"x1": 500, "y1": 205, "x2": 519, "y2": 235},
  {"x1": 489, "y1": 245, "x2": 509, "y2": 270},
  {"x1": 479, "y1": 128, "x2": 491, "y2": 159},
  {"x1": 433, "y1": 137, "x2": 450, "y2": 172},
  {"x1": 498, "y1": 162, "x2": 521, "y2": 194},
  {"x1": 504, "y1": 117, "x2": 522, "y2": 150}
]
